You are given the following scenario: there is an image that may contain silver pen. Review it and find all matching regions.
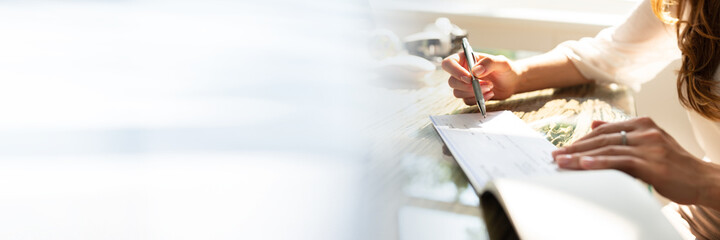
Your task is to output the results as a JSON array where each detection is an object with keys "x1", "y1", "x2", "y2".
[{"x1": 460, "y1": 37, "x2": 487, "y2": 118}]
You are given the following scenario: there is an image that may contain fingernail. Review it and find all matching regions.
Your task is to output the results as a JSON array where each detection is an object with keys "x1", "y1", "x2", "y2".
[
  {"x1": 483, "y1": 91, "x2": 495, "y2": 101},
  {"x1": 580, "y1": 156, "x2": 595, "y2": 168},
  {"x1": 483, "y1": 85, "x2": 493, "y2": 93},
  {"x1": 462, "y1": 76, "x2": 471, "y2": 83},
  {"x1": 473, "y1": 65, "x2": 485, "y2": 77},
  {"x1": 556, "y1": 154, "x2": 572, "y2": 166},
  {"x1": 480, "y1": 80, "x2": 493, "y2": 87}
]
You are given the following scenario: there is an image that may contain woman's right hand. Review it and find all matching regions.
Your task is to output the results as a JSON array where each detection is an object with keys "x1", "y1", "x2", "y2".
[{"x1": 441, "y1": 52, "x2": 523, "y2": 105}]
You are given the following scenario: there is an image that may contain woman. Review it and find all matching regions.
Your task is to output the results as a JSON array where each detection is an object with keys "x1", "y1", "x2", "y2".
[{"x1": 442, "y1": 0, "x2": 720, "y2": 238}]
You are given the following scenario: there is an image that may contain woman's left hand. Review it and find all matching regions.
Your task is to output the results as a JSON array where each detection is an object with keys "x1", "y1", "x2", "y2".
[{"x1": 551, "y1": 117, "x2": 716, "y2": 206}]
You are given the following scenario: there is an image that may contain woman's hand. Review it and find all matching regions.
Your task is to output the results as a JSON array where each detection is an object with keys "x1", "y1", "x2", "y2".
[
  {"x1": 441, "y1": 52, "x2": 523, "y2": 105},
  {"x1": 551, "y1": 117, "x2": 720, "y2": 206}
]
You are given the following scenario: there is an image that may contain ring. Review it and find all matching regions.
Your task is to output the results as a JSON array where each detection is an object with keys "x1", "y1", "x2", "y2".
[{"x1": 620, "y1": 130, "x2": 627, "y2": 146}]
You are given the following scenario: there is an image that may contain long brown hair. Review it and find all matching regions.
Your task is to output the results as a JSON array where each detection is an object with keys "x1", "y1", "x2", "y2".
[{"x1": 652, "y1": 0, "x2": 720, "y2": 120}]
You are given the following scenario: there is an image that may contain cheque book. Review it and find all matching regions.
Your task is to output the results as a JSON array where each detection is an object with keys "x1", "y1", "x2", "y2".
[{"x1": 429, "y1": 111, "x2": 681, "y2": 240}]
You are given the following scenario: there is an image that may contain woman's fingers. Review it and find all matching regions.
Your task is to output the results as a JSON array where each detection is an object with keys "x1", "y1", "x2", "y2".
[
  {"x1": 556, "y1": 145, "x2": 639, "y2": 169},
  {"x1": 443, "y1": 51, "x2": 515, "y2": 105},
  {"x1": 578, "y1": 155, "x2": 649, "y2": 180},
  {"x1": 442, "y1": 54, "x2": 472, "y2": 84},
  {"x1": 558, "y1": 118, "x2": 661, "y2": 158},
  {"x1": 548, "y1": 116, "x2": 709, "y2": 207},
  {"x1": 448, "y1": 77, "x2": 494, "y2": 91},
  {"x1": 555, "y1": 154, "x2": 582, "y2": 169},
  {"x1": 463, "y1": 98, "x2": 475, "y2": 105},
  {"x1": 448, "y1": 76, "x2": 494, "y2": 92},
  {"x1": 444, "y1": 52, "x2": 512, "y2": 84},
  {"x1": 486, "y1": 91, "x2": 495, "y2": 100},
  {"x1": 462, "y1": 91, "x2": 495, "y2": 105},
  {"x1": 574, "y1": 121, "x2": 637, "y2": 143},
  {"x1": 452, "y1": 82, "x2": 494, "y2": 98},
  {"x1": 473, "y1": 54, "x2": 512, "y2": 79},
  {"x1": 552, "y1": 130, "x2": 634, "y2": 157},
  {"x1": 448, "y1": 77, "x2": 472, "y2": 91},
  {"x1": 591, "y1": 120, "x2": 608, "y2": 129}
]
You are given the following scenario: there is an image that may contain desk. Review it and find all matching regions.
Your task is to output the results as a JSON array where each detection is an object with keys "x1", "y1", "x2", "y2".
[{"x1": 367, "y1": 69, "x2": 635, "y2": 240}]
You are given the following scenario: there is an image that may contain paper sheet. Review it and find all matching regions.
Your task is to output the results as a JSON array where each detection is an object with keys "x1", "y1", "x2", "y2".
[{"x1": 430, "y1": 111, "x2": 559, "y2": 190}]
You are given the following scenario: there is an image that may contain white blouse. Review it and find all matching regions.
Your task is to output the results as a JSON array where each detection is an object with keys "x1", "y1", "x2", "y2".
[{"x1": 555, "y1": 0, "x2": 720, "y2": 238}]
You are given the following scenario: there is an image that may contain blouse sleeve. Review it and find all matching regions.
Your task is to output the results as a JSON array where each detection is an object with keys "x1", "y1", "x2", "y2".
[{"x1": 555, "y1": 0, "x2": 681, "y2": 91}]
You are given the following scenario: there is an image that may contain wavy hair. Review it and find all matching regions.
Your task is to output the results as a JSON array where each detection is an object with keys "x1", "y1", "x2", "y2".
[{"x1": 652, "y1": 0, "x2": 720, "y2": 120}]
